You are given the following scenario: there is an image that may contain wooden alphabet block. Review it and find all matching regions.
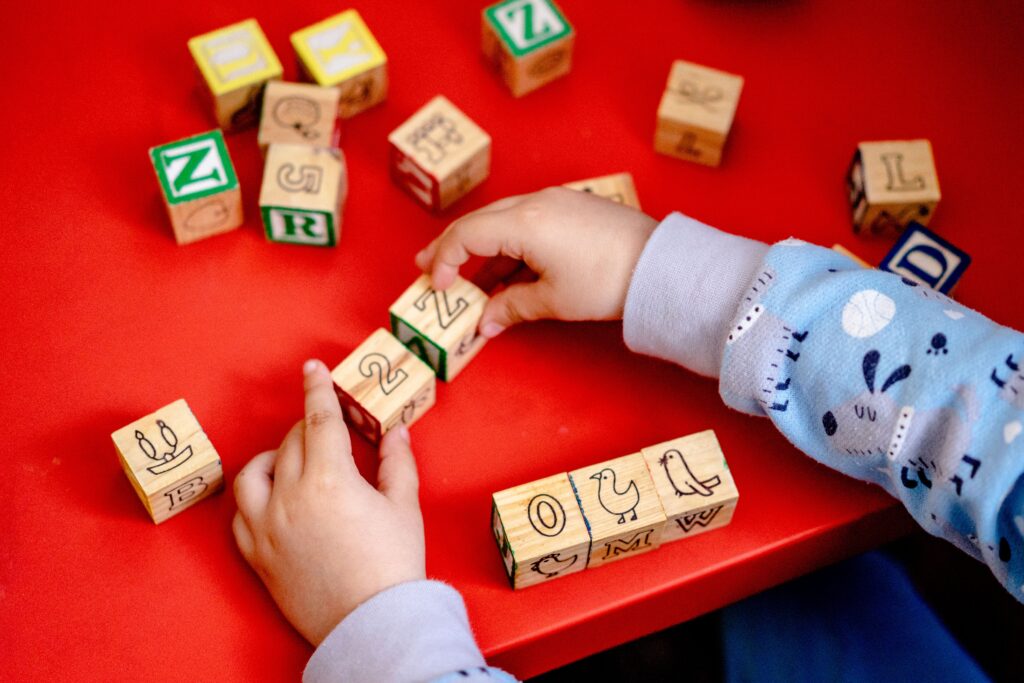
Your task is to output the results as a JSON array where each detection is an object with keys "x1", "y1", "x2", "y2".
[
  {"x1": 563, "y1": 172, "x2": 641, "y2": 209},
  {"x1": 149, "y1": 129, "x2": 243, "y2": 245},
  {"x1": 654, "y1": 60, "x2": 743, "y2": 167},
  {"x1": 389, "y1": 274, "x2": 488, "y2": 381},
  {"x1": 388, "y1": 96, "x2": 491, "y2": 211},
  {"x1": 880, "y1": 222, "x2": 970, "y2": 294},
  {"x1": 111, "y1": 399, "x2": 223, "y2": 524},
  {"x1": 481, "y1": 0, "x2": 575, "y2": 97},
  {"x1": 569, "y1": 453, "x2": 667, "y2": 568},
  {"x1": 258, "y1": 81, "x2": 341, "y2": 152},
  {"x1": 847, "y1": 140, "x2": 941, "y2": 236},
  {"x1": 188, "y1": 19, "x2": 282, "y2": 130},
  {"x1": 330, "y1": 329, "x2": 437, "y2": 445},
  {"x1": 259, "y1": 143, "x2": 348, "y2": 247},
  {"x1": 640, "y1": 431, "x2": 738, "y2": 543},
  {"x1": 492, "y1": 473, "x2": 591, "y2": 589},
  {"x1": 832, "y1": 244, "x2": 871, "y2": 269},
  {"x1": 291, "y1": 10, "x2": 388, "y2": 119}
]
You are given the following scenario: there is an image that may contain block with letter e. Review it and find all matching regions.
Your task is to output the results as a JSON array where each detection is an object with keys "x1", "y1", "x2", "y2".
[
  {"x1": 330, "y1": 329, "x2": 437, "y2": 445},
  {"x1": 880, "y1": 222, "x2": 970, "y2": 294},
  {"x1": 847, "y1": 140, "x2": 941, "y2": 236},
  {"x1": 389, "y1": 274, "x2": 488, "y2": 381},
  {"x1": 569, "y1": 453, "x2": 667, "y2": 568},
  {"x1": 482, "y1": 0, "x2": 575, "y2": 97},
  {"x1": 149, "y1": 129, "x2": 243, "y2": 245},
  {"x1": 188, "y1": 18, "x2": 282, "y2": 129},
  {"x1": 111, "y1": 399, "x2": 224, "y2": 524},
  {"x1": 492, "y1": 473, "x2": 591, "y2": 589},
  {"x1": 259, "y1": 143, "x2": 348, "y2": 246},
  {"x1": 640, "y1": 430, "x2": 739, "y2": 543}
]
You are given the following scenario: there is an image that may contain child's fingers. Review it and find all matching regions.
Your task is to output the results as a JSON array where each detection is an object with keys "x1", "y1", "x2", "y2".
[
  {"x1": 234, "y1": 449, "x2": 277, "y2": 529},
  {"x1": 301, "y1": 359, "x2": 354, "y2": 480},
  {"x1": 479, "y1": 281, "x2": 551, "y2": 337},
  {"x1": 377, "y1": 425, "x2": 419, "y2": 509},
  {"x1": 232, "y1": 511, "x2": 256, "y2": 562},
  {"x1": 273, "y1": 420, "x2": 306, "y2": 492},
  {"x1": 414, "y1": 197, "x2": 525, "y2": 273},
  {"x1": 473, "y1": 255, "x2": 528, "y2": 293}
]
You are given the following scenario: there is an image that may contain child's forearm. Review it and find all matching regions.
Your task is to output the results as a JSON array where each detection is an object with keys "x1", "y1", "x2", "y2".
[{"x1": 625, "y1": 212, "x2": 1024, "y2": 601}]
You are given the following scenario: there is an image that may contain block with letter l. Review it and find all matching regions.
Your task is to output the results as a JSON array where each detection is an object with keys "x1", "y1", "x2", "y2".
[
  {"x1": 880, "y1": 221, "x2": 970, "y2": 294},
  {"x1": 847, "y1": 140, "x2": 941, "y2": 236}
]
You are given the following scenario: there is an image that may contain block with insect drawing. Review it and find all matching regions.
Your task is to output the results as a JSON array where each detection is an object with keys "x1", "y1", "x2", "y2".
[
  {"x1": 149, "y1": 129, "x2": 243, "y2": 245},
  {"x1": 640, "y1": 430, "x2": 739, "y2": 543},
  {"x1": 654, "y1": 60, "x2": 743, "y2": 167},
  {"x1": 847, "y1": 140, "x2": 941, "y2": 236},
  {"x1": 492, "y1": 472, "x2": 592, "y2": 589},
  {"x1": 388, "y1": 95, "x2": 491, "y2": 211},
  {"x1": 568, "y1": 453, "x2": 667, "y2": 568},
  {"x1": 111, "y1": 399, "x2": 223, "y2": 524},
  {"x1": 880, "y1": 221, "x2": 970, "y2": 294},
  {"x1": 331, "y1": 329, "x2": 436, "y2": 445},
  {"x1": 291, "y1": 10, "x2": 388, "y2": 118},
  {"x1": 188, "y1": 18, "x2": 282, "y2": 130},
  {"x1": 258, "y1": 81, "x2": 342, "y2": 152},
  {"x1": 481, "y1": 0, "x2": 575, "y2": 97},
  {"x1": 563, "y1": 172, "x2": 641, "y2": 209},
  {"x1": 389, "y1": 274, "x2": 488, "y2": 381},
  {"x1": 259, "y1": 143, "x2": 348, "y2": 247}
]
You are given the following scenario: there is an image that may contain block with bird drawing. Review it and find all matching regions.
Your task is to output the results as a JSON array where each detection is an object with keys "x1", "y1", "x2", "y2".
[
  {"x1": 640, "y1": 430, "x2": 739, "y2": 543},
  {"x1": 569, "y1": 453, "x2": 667, "y2": 568},
  {"x1": 257, "y1": 81, "x2": 342, "y2": 153},
  {"x1": 491, "y1": 473, "x2": 592, "y2": 589}
]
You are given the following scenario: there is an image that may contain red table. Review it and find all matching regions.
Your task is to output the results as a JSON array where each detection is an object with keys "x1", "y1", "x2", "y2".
[{"x1": 3, "y1": 1, "x2": 1022, "y2": 679}]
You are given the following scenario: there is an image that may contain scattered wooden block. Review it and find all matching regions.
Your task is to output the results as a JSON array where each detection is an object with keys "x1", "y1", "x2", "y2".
[
  {"x1": 331, "y1": 328, "x2": 437, "y2": 444},
  {"x1": 258, "y1": 81, "x2": 341, "y2": 152},
  {"x1": 563, "y1": 172, "x2": 641, "y2": 209},
  {"x1": 847, "y1": 140, "x2": 941, "y2": 236},
  {"x1": 481, "y1": 0, "x2": 575, "y2": 97},
  {"x1": 188, "y1": 18, "x2": 282, "y2": 130},
  {"x1": 111, "y1": 399, "x2": 223, "y2": 524},
  {"x1": 640, "y1": 431, "x2": 738, "y2": 543},
  {"x1": 569, "y1": 453, "x2": 667, "y2": 568},
  {"x1": 491, "y1": 473, "x2": 592, "y2": 589},
  {"x1": 259, "y1": 143, "x2": 348, "y2": 247},
  {"x1": 291, "y1": 10, "x2": 388, "y2": 118},
  {"x1": 149, "y1": 129, "x2": 243, "y2": 245},
  {"x1": 880, "y1": 221, "x2": 970, "y2": 294},
  {"x1": 654, "y1": 60, "x2": 743, "y2": 167},
  {"x1": 389, "y1": 274, "x2": 488, "y2": 381},
  {"x1": 832, "y1": 244, "x2": 872, "y2": 269},
  {"x1": 388, "y1": 95, "x2": 491, "y2": 211}
]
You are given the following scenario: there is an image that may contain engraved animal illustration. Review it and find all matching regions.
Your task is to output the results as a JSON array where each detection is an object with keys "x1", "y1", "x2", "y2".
[
  {"x1": 658, "y1": 449, "x2": 721, "y2": 497},
  {"x1": 991, "y1": 353, "x2": 1024, "y2": 410},
  {"x1": 821, "y1": 350, "x2": 980, "y2": 494},
  {"x1": 530, "y1": 552, "x2": 578, "y2": 578},
  {"x1": 589, "y1": 468, "x2": 639, "y2": 524}
]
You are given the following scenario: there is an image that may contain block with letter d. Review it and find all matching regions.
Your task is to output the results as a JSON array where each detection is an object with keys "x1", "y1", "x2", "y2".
[
  {"x1": 389, "y1": 274, "x2": 488, "y2": 381},
  {"x1": 482, "y1": 0, "x2": 575, "y2": 97},
  {"x1": 259, "y1": 143, "x2": 348, "y2": 246},
  {"x1": 880, "y1": 222, "x2": 970, "y2": 294},
  {"x1": 330, "y1": 329, "x2": 437, "y2": 445}
]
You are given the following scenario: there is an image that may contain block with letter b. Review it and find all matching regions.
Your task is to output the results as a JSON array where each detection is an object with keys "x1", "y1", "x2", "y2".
[
  {"x1": 388, "y1": 96, "x2": 491, "y2": 211},
  {"x1": 569, "y1": 453, "x2": 667, "y2": 568},
  {"x1": 563, "y1": 172, "x2": 641, "y2": 210},
  {"x1": 389, "y1": 274, "x2": 488, "y2": 381},
  {"x1": 149, "y1": 129, "x2": 243, "y2": 245},
  {"x1": 291, "y1": 10, "x2": 388, "y2": 118},
  {"x1": 259, "y1": 143, "x2": 348, "y2": 247},
  {"x1": 492, "y1": 473, "x2": 591, "y2": 589},
  {"x1": 880, "y1": 222, "x2": 970, "y2": 294},
  {"x1": 482, "y1": 0, "x2": 575, "y2": 97},
  {"x1": 640, "y1": 430, "x2": 739, "y2": 543},
  {"x1": 847, "y1": 140, "x2": 941, "y2": 236},
  {"x1": 330, "y1": 329, "x2": 437, "y2": 445},
  {"x1": 188, "y1": 19, "x2": 282, "y2": 130},
  {"x1": 654, "y1": 60, "x2": 743, "y2": 167},
  {"x1": 111, "y1": 399, "x2": 224, "y2": 524},
  {"x1": 258, "y1": 81, "x2": 342, "y2": 152}
]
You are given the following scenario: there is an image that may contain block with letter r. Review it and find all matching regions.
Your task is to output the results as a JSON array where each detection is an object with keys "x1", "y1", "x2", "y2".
[
  {"x1": 880, "y1": 222, "x2": 971, "y2": 294},
  {"x1": 258, "y1": 143, "x2": 348, "y2": 246}
]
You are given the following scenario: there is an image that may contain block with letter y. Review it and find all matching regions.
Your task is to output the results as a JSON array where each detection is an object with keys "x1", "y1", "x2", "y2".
[{"x1": 259, "y1": 143, "x2": 348, "y2": 246}]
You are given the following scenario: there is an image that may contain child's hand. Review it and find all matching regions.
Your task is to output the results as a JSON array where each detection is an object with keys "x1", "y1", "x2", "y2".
[
  {"x1": 232, "y1": 360, "x2": 426, "y2": 646},
  {"x1": 415, "y1": 187, "x2": 658, "y2": 337}
]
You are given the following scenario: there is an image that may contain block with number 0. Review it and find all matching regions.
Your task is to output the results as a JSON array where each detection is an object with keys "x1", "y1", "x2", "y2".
[
  {"x1": 389, "y1": 274, "x2": 488, "y2": 381},
  {"x1": 259, "y1": 143, "x2": 348, "y2": 247},
  {"x1": 482, "y1": 0, "x2": 575, "y2": 97},
  {"x1": 111, "y1": 399, "x2": 224, "y2": 524},
  {"x1": 331, "y1": 329, "x2": 437, "y2": 445}
]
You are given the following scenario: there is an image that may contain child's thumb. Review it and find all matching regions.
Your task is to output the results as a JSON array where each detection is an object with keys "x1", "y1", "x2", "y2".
[
  {"x1": 480, "y1": 282, "x2": 548, "y2": 338},
  {"x1": 377, "y1": 425, "x2": 419, "y2": 509}
]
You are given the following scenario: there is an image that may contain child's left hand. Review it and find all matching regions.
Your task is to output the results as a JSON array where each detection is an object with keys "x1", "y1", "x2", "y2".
[{"x1": 232, "y1": 359, "x2": 426, "y2": 646}]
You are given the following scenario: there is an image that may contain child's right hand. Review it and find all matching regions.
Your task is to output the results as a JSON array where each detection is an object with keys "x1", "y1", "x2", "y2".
[{"x1": 415, "y1": 187, "x2": 658, "y2": 338}]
